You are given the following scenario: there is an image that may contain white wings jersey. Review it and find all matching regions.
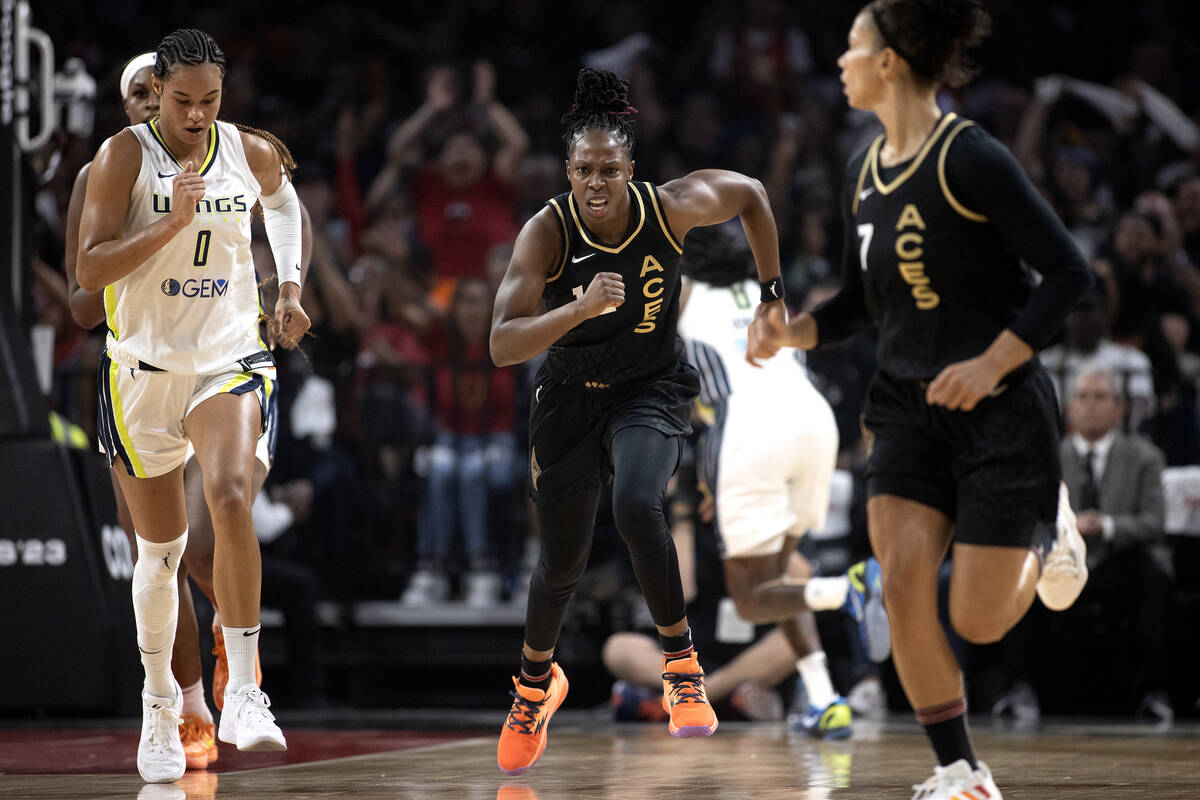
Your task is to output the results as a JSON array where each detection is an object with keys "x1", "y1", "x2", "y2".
[
  {"x1": 678, "y1": 278, "x2": 818, "y2": 407},
  {"x1": 104, "y1": 119, "x2": 267, "y2": 374}
]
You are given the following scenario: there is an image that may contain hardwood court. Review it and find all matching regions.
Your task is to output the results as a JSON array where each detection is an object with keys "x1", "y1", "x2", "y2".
[{"x1": 1, "y1": 717, "x2": 1197, "y2": 799}]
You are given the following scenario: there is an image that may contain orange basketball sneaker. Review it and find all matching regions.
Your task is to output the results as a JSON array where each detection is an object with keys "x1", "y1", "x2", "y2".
[
  {"x1": 211, "y1": 620, "x2": 264, "y2": 711},
  {"x1": 497, "y1": 663, "x2": 569, "y2": 775},
  {"x1": 661, "y1": 653, "x2": 718, "y2": 737},
  {"x1": 179, "y1": 712, "x2": 218, "y2": 770}
]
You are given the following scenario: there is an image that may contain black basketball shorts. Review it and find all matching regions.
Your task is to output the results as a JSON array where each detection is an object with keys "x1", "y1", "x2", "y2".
[
  {"x1": 527, "y1": 359, "x2": 700, "y2": 501},
  {"x1": 861, "y1": 363, "x2": 1062, "y2": 548}
]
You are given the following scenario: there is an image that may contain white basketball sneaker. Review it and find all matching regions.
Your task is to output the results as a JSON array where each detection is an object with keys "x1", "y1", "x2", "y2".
[
  {"x1": 1036, "y1": 482, "x2": 1089, "y2": 611},
  {"x1": 911, "y1": 759, "x2": 1002, "y2": 799},
  {"x1": 137, "y1": 680, "x2": 186, "y2": 783},
  {"x1": 218, "y1": 685, "x2": 287, "y2": 751}
]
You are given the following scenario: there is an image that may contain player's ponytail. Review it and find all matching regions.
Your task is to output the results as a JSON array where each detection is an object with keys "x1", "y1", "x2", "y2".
[
  {"x1": 868, "y1": 0, "x2": 990, "y2": 87},
  {"x1": 560, "y1": 67, "x2": 637, "y2": 157},
  {"x1": 233, "y1": 123, "x2": 297, "y2": 182}
]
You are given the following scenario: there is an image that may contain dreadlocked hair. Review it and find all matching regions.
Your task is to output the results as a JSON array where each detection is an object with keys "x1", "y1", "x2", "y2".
[
  {"x1": 154, "y1": 28, "x2": 226, "y2": 82},
  {"x1": 560, "y1": 67, "x2": 637, "y2": 157},
  {"x1": 681, "y1": 226, "x2": 754, "y2": 288}
]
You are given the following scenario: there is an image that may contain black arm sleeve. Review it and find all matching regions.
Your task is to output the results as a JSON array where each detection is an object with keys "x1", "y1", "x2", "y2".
[
  {"x1": 811, "y1": 163, "x2": 871, "y2": 345},
  {"x1": 946, "y1": 125, "x2": 1092, "y2": 349}
]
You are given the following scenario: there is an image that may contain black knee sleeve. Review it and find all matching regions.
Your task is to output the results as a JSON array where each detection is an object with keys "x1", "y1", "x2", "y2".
[
  {"x1": 610, "y1": 426, "x2": 686, "y2": 628},
  {"x1": 522, "y1": 489, "x2": 601, "y2": 652}
]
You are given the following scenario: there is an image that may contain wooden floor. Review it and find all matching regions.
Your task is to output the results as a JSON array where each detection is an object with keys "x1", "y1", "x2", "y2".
[{"x1": 1, "y1": 716, "x2": 1198, "y2": 799}]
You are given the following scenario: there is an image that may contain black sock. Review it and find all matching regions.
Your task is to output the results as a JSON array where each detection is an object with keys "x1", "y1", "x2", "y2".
[
  {"x1": 519, "y1": 654, "x2": 552, "y2": 691},
  {"x1": 916, "y1": 699, "x2": 977, "y2": 769},
  {"x1": 659, "y1": 627, "x2": 694, "y2": 662}
]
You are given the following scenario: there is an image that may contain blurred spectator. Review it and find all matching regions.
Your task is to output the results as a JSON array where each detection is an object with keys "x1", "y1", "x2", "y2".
[
  {"x1": 707, "y1": 0, "x2": 813, "y2": 120},
  {"x1": 1041, "y1": 283, "x2": 1156, "y2": 432},
  {"x1": 1108, "y1": 211, "x2": 1194, "y2": 340},
  {"x1": 1000, "y1": 367, "x2": 1173, "y2": 722},
  {"x1": 403, "y1": 277, "x2": 522, "y2": 607},
  {"x1": 1174, "y1": 176, "x2": 1200, "y2": 269},
  {"x1": 368, "y1": 61, "x2": 527, "y2": 307}
]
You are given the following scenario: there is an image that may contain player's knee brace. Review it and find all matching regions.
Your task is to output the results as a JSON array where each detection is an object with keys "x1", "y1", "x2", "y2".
[{"x1": 132, "y1": 529, "x2": 188, "y2": 638}]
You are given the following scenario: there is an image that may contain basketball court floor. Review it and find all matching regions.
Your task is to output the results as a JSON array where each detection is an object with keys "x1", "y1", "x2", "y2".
[{"x1": 1, "y1": 712, "x2": 1197, "y2": 799}]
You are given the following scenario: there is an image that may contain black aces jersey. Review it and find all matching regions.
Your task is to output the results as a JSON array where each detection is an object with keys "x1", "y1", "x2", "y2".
[
  {"x1": 542, "y1": 182, "x2": 685, "y2": 389},
  {"x1": 841, "y1": 113, "x2": 1050, "y2": 381}
]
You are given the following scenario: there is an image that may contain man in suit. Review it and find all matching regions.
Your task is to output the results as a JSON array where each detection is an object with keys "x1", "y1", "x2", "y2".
[
  {"x1": 1059, "y1": 366, "x2": 1173, "y2": 722},
  {"x1": 993, "y1": 365, "x2": 1173, "y2": 723}
]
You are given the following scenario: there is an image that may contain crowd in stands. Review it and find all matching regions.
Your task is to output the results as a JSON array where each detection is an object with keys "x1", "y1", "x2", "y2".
[{"x1": 26, "y1": 0, "x2": 1200, "y2": 718}]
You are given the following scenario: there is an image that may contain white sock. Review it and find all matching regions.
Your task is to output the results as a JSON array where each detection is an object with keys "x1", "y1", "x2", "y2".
[
  {"x1": 803, "y1": 576, "x2": 849, "y2": 611},
  {"x1": 132, "y1": 530, "x2": 187, "y2": 699},
  {"x1": 798, "y1": 651, "x2": 837, "y2": 709},
  {"x1": 222, "y1": 624, "x2": 260, "y2": 697},
  {"x1": 181, "y1": 678, "x2": 212, "y2": 723}
]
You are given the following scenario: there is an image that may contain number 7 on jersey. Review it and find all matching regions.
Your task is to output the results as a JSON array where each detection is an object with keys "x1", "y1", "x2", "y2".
[{"x1": 856, "y1": 223, "x2": 873, "y2": 272}]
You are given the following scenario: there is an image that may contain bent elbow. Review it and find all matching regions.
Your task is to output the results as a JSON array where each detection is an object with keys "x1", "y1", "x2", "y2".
[
  {"x1": 69, "y1": 303, "x2": 98, "y2": 330},
  {"x1": 76, "y1": 271, "x2": 100, "y2": 295},
  {"x1": 489, "y1": 335, "x2": 513, "y2": 368},
  {"x1": 76, "y1": 256, "x2": 101, "y2": 294}
]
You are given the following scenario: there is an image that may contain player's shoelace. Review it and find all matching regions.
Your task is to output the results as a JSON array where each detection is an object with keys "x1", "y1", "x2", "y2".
[
  {"x1": 911, "y1": 768, "x2": 946, "y2": 799},
  {"x1": 1045, "y1": 548, "x2": 1081, "y2": 575},
  {"x1": 505, "y1": 690, "x2": 549, "y2": 734},
  {"x1": 146, "y1": 704, "x2": 183, "y2": 751},
  {"x1": 662, "y1": 671, "x2": 707, "y2": 705},
  {"x1": 236, "y1": 688, "x2": 274, "y2": 726}
]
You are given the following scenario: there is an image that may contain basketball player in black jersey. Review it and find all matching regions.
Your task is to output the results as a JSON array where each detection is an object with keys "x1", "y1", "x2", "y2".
[
  {"x1": 491, "y1": 68, "x2": 787, "y2": 774},
  {"x1": 749, "y1": 2, "x2": 1092, "y2": 798}
]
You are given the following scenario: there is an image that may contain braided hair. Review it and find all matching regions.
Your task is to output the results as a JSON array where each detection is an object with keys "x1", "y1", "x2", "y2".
[
  {"x1": 234, "y1": 122, "x2": 297, "y2": 181},
  {"x1": 868, "y1": 0, "x2": 991, "y2": 87},
  {"x1": 154, "y1": 28, "x2": 226, "y2": 82},
  {"x1": 560, "y1": 68, "x2": 637, "y2": 158},
  {"x1": 154, "y1": 30, "x2": 296, "y2": 181}
]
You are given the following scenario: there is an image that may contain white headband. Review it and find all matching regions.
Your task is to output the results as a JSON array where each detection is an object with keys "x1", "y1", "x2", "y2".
[{"x1": 119, "y1": 52, "x2": 157, "y2": 100}]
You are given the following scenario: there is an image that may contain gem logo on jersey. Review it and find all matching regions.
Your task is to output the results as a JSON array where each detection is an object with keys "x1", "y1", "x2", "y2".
[{"x1": 161, "y1": 277, "x2": 229, "y2": 298}]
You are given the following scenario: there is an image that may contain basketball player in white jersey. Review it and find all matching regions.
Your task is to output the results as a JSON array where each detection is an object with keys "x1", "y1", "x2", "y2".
[
  {"x1": 76, "y1": 29, "x2": 308, "y2": 783},
  {"x1": 677, "y1": 226, "x2": 888, "y2": 738},
  {"x1": 62, "y1": 50, "x2": 312, "y2": 773}
]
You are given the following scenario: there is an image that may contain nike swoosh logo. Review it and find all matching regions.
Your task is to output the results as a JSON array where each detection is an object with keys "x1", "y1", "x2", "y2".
[
  {"x1": 571, "y1": 253, "x2": 596, "y2": 263},
  {"x1": 243, "y1": 627, "x2": 261, "y2": 637},
  {"x1": 859, "y1": 186, "x2": 876, "y2": 202},
  {"x1": 158, "y1": 171, "x2": 179, "y2": 179},
  {"x1": 535, "y1": 385, "x2": 543, "y2": 403}
]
